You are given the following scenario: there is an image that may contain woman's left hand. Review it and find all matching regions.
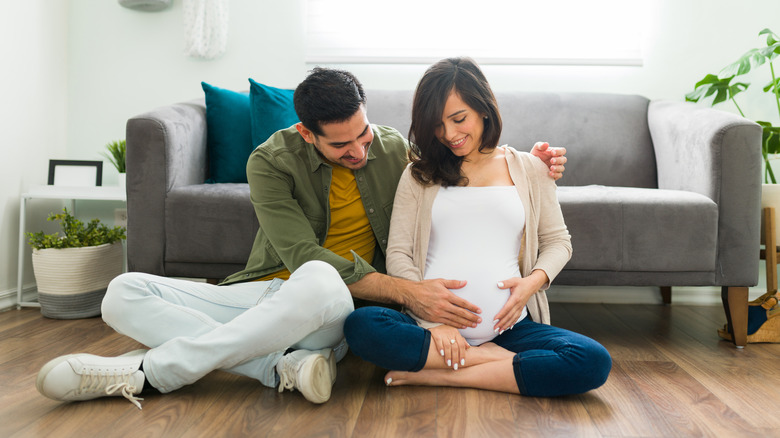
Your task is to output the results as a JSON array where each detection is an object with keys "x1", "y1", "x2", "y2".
[{"x1": 493, "y1": 271, "x2": 549, "y2": 333}]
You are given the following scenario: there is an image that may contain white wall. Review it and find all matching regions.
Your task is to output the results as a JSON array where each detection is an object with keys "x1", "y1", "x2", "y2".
[
  {"x1": 2, "y1": 0, "x2": 779, "y2": 305},
  {"x1": 66, "y1": 0, "x2": 308, "y2": 181},
  {"x1": 65, "y1": 0, "x2": 780, "y2": 168},
  {"x1": 0, "y1": 1, "x2": 69, "y2": 302}
]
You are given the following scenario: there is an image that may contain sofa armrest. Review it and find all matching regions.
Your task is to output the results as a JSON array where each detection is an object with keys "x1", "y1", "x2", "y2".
[
  {"x1": 648, "y1": 100, "x2": 762, "y2": 286},
  {"x1": 125, "y1": 100, "x2": 207, "y2": 275}
]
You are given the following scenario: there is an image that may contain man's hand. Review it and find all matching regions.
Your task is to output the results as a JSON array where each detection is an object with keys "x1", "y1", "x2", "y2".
[
  {"x1": 405, "y1": 279, "x2": 481, "y2": 329},
  {"x1": 347, "y1": 273, "x2": 481, "y2": 328},
  {"x1": 530, "y1": 142, "x2": 567, "y2": 181}
]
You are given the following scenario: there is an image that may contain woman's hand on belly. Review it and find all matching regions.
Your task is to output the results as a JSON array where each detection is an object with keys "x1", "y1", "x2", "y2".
[
  {"x1": 429, "y1": 325, "x2": 470, "y2": 371},
  {"x1": 494, "y1": 270, "x2": 550, "y2": 333}
]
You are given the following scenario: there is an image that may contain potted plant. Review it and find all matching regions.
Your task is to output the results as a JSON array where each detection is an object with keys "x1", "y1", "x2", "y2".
[
  {"x1": 101, "y1": 139, "x2": 126, "y2": 188},
  {"x1": 27, "y1": 208, "x2": 126, "y2": 319},
  {"x1": 685, "y1": 28, "x2": 780, "y2": 238}
]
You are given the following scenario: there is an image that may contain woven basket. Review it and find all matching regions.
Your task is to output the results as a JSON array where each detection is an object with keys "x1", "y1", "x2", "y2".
[{"x1": 31, "y1": 242, "x2": 123, "y2": 319}]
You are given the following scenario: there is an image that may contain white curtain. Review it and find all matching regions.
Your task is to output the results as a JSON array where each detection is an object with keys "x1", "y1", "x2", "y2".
[{"x1": 183, "y1": 0, "x2": 229, "y2": 59}]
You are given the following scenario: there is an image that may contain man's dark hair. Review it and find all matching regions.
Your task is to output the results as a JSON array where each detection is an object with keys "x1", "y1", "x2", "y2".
[
  {"x1": 408, "y1": 57, "x2": 502, "y2": 187},
  {"x1": 293, "y1": 67, "x2": 367, "y2": 136}
]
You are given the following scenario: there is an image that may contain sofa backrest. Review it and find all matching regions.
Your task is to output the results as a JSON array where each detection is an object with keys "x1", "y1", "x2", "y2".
[
  {"x1": 365, "y1": 90, "x2": 414, "y2": 139},
  {"x1": 496, "y1": 92, "x2": 656, "y2": 188},
  {"x1": 366, "y1": 90, "x2": 657, "y2": 189}
]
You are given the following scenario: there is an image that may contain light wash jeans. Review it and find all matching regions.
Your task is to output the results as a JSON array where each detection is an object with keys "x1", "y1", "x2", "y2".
[{"x1": 101, "y1": 260, "x2": 354, "y2": 393}]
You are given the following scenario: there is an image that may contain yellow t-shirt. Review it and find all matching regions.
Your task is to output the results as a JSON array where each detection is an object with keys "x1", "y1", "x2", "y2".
[{"x1": 256, "y1": 164, "x2": 375, "y2": 281}]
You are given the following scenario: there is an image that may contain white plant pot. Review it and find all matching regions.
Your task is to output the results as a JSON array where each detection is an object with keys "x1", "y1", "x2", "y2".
[
  {"x1": 118, "y1": 172, "x2": 127, "y2": 189},
  {"x1": 31, "y1": 242, "x2": 124, "y2": 319}
]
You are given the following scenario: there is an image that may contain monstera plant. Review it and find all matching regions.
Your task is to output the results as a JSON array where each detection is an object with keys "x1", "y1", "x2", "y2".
[{"x1": 686, "y1": 28, "x2": 780, "y2": 184}]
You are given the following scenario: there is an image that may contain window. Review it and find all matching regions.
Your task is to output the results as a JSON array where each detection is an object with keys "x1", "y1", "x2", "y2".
[{"x1": 305, "y1": 0, "x2": 644, "y2": 66}]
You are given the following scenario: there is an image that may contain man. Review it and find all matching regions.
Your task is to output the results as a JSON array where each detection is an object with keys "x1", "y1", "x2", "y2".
[{"x1": 35, "y1": 68, "x2": 567, "y2": 409}]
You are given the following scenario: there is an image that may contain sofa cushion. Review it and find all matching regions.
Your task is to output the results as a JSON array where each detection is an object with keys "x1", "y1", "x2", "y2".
[
  {"x1": 558, "y1": 185, "x2": 718, "y2": 272},
  {"x1": 165, "y1": 184, "x2": 257, "y2": 265},
  {"x1": 201, "y1": 82, "x2": 253, "y2": 184},
  {"x1": 248, "y1": 79, "x2": 299, "y2": 148}
]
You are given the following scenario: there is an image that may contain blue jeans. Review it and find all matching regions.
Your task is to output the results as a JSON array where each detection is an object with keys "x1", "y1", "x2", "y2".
[{"x1": 344, "y1": 306, "x2": 612, "y2": 397}]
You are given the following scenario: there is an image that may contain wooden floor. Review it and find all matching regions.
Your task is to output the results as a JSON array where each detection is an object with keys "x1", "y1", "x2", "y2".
[{"x1": 2, "y1": 303, "x2": 780, "y2": 438}]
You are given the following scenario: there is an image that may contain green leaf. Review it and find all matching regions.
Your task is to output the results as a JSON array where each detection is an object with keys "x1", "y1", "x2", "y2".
[
  {"x1": 101, "y1": 139, "x2": 126, "y2": 173},
  {"x1": 758, "y1": 121, "x2": 780, "y2": 155},
  {"x1": 719, "y1": 48, "x2": 768, "y2": 78},
  {"x1": 686, "y1": 74, "x2": 721, "y2": 102},
  {"x1": 763, "y1": 77, "x2": 780, "y2": 94},
  {"x1": 760, "y1": 28, "x2": 780, "y2": 46},
  {"x1": 26, "y1": 208, "x2": 126, "y2": 250},
  {"x1": 685, "y1": 74, "x2": 748, "y2": 106},
  {"x1": 759, "y1": 45, "x2": 780, "y2": 60},
  {"x1": 694, "y1": 73, "x2": 722, "y2": 88}
]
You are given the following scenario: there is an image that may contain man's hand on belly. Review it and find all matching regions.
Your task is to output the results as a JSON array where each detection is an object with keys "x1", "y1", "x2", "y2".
[{"x1": 406, "y1": 279, "x2": 481, "y2": 328}]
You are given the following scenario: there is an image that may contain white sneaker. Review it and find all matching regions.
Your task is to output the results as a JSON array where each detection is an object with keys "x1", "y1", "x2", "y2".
[
  {"x1": 276, "y1": 348, "x2": 334, "y2": 404},
  {"x1": 314, "y1": 348, "x2": 337, "y2": 385},
  {"x1": 36, "y1": 349, "x2": 147, "y2": 409}
]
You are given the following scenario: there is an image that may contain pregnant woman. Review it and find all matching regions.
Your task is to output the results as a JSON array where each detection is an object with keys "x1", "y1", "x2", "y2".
[{"x1": 344, "y1": 57, "x2": 611, "y2": 397}]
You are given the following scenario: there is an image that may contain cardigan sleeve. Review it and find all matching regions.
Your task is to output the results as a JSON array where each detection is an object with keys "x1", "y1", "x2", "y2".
[
  {"x1": 527, "y1": 156, "x2": 572, "y2": 287},
  {"x1": 386, "y1": 166, "x2": 425, "y2": 281},
  {"x1": 386, "y1": 167, "x2": 443, "y2": 330}
]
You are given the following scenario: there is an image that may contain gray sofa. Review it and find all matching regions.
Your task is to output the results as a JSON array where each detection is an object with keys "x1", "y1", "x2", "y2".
[{"x1": 126, "y1": 90, "x2": 762, "y2": 346}]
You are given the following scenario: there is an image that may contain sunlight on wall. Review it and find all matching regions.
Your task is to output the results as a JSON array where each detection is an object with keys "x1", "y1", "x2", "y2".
[{"x1": 306, "y1": 0, "x2": 646, "y2": 65}]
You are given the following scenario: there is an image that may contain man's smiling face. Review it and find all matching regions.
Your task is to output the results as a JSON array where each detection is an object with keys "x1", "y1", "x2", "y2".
[{"x1": 296, "y1": 104, "x2": 374, "y2": 170}]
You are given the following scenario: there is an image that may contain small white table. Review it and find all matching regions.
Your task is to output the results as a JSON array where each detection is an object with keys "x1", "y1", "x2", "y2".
[{"x1": 17, "y1": 185, "x2": 127, "y2": 307}]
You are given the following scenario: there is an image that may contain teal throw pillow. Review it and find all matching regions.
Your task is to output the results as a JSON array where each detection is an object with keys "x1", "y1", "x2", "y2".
[
  {"x1": 201, "y1": 82, "x2": 253, "y2": 183},
  {"x1": 248, "y1": 78, "x2": 299, "y2": 148}
]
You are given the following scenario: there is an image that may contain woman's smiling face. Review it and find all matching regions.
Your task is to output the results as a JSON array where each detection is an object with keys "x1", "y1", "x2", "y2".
[{"x1": 434, "y1": 89, "x2": 485, "y2": 160}]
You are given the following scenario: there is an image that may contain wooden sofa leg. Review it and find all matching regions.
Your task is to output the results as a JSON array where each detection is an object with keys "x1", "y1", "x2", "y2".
[
  {"x1": 763, "y1": 207, "x2": 778, "y2": 293},
  {"x1": 206, "y1": 278, "x2": 220, "y2": 285},
  {"x1": 721, "y1": 286, "x2": 749, "y2": 347},
  {"x1": 660, "y1": 286, "x2": 672, "y2": 304}
]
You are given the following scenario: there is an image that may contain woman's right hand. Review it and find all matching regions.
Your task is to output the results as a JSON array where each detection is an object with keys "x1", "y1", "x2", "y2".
[{"x1": 429, "y1": 325, "x2": 469, "y2": 370}]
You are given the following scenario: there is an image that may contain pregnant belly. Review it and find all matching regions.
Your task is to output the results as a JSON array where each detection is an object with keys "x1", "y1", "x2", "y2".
[{"x1": 453, "y1": 281, "x2": 513, "y2": 345}]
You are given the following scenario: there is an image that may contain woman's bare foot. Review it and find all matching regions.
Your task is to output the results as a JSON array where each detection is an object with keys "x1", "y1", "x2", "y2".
[
  {"x1": 422, "y1": 340, "x2": 516, "y2": 371},
  {"x1": 385, "y1": 370, "x2": 438, "y2": 387},
  {"x1": 384, "y1": 344, "x2": 513, "y2": 386},
  {"x1": 466, "y1": 342, "x2": 515, "y2": 364},
  {"x1": 384, "y1": 357, "x2": 520, "y2": 394}
]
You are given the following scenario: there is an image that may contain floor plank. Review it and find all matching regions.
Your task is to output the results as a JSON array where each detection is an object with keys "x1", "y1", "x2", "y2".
[
  {"x1": 436, "y1": 387, "x2": 517, "y2": 438},
  {"x1": 351, "y1": 366, "x2": 438, "y2": 437}
]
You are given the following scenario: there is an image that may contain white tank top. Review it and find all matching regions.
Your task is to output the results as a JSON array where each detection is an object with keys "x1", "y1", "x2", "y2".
[{"x1": 424, "y1": 185, "x2": 526, "y2": 345}]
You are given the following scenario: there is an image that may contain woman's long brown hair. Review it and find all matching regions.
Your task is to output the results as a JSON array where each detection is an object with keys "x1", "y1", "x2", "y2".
[{"x1": 408, "y1": 57, "x2": 502, "y2": 187}]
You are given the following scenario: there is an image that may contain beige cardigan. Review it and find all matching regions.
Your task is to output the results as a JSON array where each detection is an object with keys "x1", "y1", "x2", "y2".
[{"x1": 386, "y1": 146, "x2": 572, "y2": 327}]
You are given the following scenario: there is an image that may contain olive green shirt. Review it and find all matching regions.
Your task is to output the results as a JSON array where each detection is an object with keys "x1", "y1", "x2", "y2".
[{"x1": 221, "y1": 125, "x2": 409, "y2": 285}]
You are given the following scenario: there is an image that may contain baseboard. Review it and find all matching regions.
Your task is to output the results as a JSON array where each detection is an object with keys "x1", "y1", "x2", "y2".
[
  {"x1": 547, "y1": 284, "x2": 769, "y2": 306},
  {"x1": 0, "y1": 284, "x2": 38, "y2": 311},
  {"x1": 547, "y1": 285, "x2": 665, "y2": 304}
]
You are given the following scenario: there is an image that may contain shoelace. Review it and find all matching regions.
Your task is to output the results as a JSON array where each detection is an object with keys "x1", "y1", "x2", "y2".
[
  {"x1": 277, "y1": 358, "x2": 298, "y2": 393},
  {"x1": 79, "y1": 369, "x2": 144, "y2": 410}
]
